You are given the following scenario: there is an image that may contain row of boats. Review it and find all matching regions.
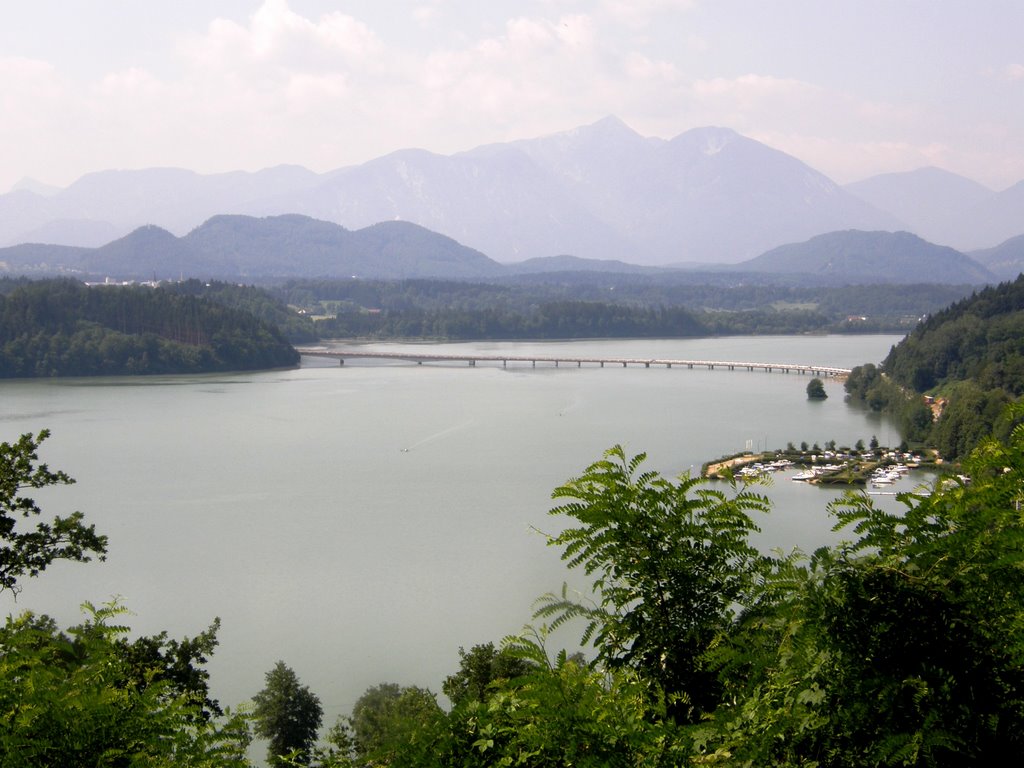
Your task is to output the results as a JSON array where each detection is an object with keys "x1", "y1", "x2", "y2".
[
  {"x1": 734, "y1": 459, "x2": 796, "y2": 478},
  {"x1": 733, "y1": 457, "x2": 918, "y2": 487},
  {"x1": 867, "y1": 463, "x2": 912, "y2": 486},
  {"x1": 790, "y1": 461, "x2": 914, "y2": 486}
]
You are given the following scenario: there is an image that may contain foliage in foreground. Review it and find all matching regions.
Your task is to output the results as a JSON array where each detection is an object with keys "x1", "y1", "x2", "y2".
[
  {"x1": 0, "y1": 601, "x2": 250, "y2": 767},
  {"x1": 6, "y1": 406, "x2": 1024, "y2": 765},
  {"x1": 0, "y1": 429, "x2": 107, "y2": 595},
  {"x1": 367, "y1": 412, "x2": 1024, "y2": 766}
]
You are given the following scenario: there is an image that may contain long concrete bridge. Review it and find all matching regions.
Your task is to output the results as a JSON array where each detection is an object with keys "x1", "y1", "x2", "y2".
[{"x1": 298, "y1": 348, "x2": 852, "y2": 377}]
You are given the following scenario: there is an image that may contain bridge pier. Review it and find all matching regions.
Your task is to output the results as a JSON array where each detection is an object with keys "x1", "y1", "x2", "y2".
[
  {"x1": 338, "y1": 359, "x2": 344, "y2": 366},
  {"x1": 469, "y1": 360, "x2": 475, "y2": 366}
]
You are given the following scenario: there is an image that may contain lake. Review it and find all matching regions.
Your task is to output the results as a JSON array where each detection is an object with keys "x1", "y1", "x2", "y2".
[{"x1": 0, "y1": 334, "x2": 925, "y2": 732}]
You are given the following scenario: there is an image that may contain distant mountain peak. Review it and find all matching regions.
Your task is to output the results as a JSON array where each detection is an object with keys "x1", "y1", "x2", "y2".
[
  {"x1": 577, "y1": 114, "x2": 637, "y2": 136},
  {"x1": 530, "y1": 115, "x2": 648, "y2": 151},
  {"x1": 699, "y1": 129, "x2": 735, "y2": 156},
  {"x1": 668, "y1": 125, "x2": 742, "y2": 155},
  {"x1": 9, "y1": 177, "x2": 60, "y2": 196}
]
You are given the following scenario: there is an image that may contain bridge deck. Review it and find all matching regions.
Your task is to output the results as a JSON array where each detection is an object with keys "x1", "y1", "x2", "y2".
[{"x1": 298, "y1": 348, "x2": 851, "y2": 377}]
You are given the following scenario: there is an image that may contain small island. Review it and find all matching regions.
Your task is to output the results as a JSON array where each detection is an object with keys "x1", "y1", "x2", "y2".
[{"x1": 806, "y1": 376, "x2": 828, "y2": 399}]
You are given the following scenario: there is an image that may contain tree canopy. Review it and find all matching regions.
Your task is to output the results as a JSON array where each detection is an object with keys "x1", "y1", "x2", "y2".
[{"x1": 252, "y1": 661, "x2": 323, "y2": 766}]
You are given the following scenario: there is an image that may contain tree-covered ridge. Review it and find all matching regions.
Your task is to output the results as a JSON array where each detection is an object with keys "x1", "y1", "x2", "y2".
[
  {"x1": 844, "y1": 274, "x2": 1024, "y2": 458},
  {"x1": 164, "y1": 279, "x2": 317, "y2": 343},
  {"x1": 276, "y1": 276, "x2": 971, "y2": 319},
  {"x1": 0, "y1": 279, "x2": 299, "y2": 377},
  {"x1": 883, "y1": 273, "x2": 1024, "y2": 394},
  {"x1": 273, "y1": 277, "x2": 971, "y2": 340}
]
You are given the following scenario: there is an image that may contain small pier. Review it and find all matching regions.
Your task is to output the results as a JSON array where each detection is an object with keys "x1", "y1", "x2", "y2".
[{"x1": 297, "y1": 348, "x2": 851, "y2": 377}]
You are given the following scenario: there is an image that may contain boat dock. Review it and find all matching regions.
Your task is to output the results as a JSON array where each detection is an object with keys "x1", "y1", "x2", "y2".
[{"x1": 298, "y1": 348, "x2": 852, "y2": 377}]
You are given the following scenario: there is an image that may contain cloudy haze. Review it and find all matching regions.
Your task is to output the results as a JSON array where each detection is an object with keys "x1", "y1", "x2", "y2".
[{"x1": 3, "y1": 0, "x2": 1023, "y2": 193}]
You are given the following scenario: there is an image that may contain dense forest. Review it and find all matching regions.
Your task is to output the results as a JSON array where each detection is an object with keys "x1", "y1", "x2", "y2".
[
  {"x1": 845, "y1": 274, "x2": 1024, "y2": 458},
  {"x1": 5, "y1": 410, "x2": 1024, "y2": 765},
  {"x1": 0, "y1": 279, "x2": 299, "y2": 377},
  {"x1": 273, "y1": 277, "x2": 972, "y2": 340},
  {"x1": 0, "y1": 274, "x2": 976, "y2": 379}
]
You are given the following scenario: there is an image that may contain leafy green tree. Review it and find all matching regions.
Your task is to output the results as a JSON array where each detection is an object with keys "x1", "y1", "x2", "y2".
[
  {"x1": 0, "y1": 429, "x2": 107, "y2": 594},
  {"x1": 441, "y1": 642, "x2": 534, "y2": 707},
  {"x1": 535, "y1": 445, "x2": 771, "y2": 724},
  {"x1": 707, "y1": 403, "x2": 1024, "y2": 765},
  {"x1": 0, "y1": 601, "x2": 251, "y2": 766},
  {"x1": 116, "y1": 617, "x2": 224, "y2": 721},
  {"x1": 341, "y1": 682, "x2": 442, "y2": 764},
  {"x1": 252, "y1": 661, "x2": 323, "y2": 765},
  {"x1": 806, "y1": 377, "x2": 827, "y2": 399},
  {"x1": 389, "y1": 629, "x2": 688, "y2": 768}
]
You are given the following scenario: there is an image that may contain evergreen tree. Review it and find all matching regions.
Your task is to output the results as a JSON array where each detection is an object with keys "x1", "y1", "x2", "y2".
[{"x1": 252, "y1": 661, "x2": 323, "y2": 765}]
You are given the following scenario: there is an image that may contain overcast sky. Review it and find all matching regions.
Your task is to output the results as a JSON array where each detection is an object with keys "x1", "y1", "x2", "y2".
[{"x1": 3, "y1": 0, "x2": 1023, "y2": 193}]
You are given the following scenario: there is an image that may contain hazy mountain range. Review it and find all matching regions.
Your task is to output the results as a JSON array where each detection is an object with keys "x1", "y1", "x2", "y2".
[
  {"x1": 0, "y1": 117, "x2": 903, "y2": 265},
  {"x1": 0, "y1": 214, "x2": 998, "y2": 286},
  {"x1": 843, "y1": 167, "x2": 1024, "y2": 252},
  {"x1": 3, "y1": 116, "x2": 1022, "y2": 279}
]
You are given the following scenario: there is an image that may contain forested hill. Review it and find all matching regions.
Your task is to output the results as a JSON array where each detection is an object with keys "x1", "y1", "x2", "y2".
[
  {"x1": 883, "y1": 273, "x2": 1024, "y2": 394},
  {"x1": 845, "y1": 274, "x2": 1024, "y2": 458},
  {"x1": 0, "y1": 279, "x2": 299, "y2": 377}
]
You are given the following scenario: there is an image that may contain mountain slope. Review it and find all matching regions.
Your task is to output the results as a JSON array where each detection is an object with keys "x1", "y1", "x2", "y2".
[
  {"x1": 971, "y1": 234, "x2": 1024, "y2": 280},
  {"x1": 740, "y1": 230, "x2": 994, "y2": 284},
  {"x1": 844, "y1": 167, "x2": 992, "y2": 241},
  {"x1": 846, "y1": 168, "x2": 1024, "y2": 250}
]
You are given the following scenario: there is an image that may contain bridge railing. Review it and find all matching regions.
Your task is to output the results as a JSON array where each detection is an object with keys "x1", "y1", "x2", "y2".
[{"x1": 296, "y1": 348, "x2": 852, "y2": 377}]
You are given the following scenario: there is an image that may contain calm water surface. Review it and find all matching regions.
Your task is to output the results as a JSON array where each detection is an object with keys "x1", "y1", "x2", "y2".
[{"x1": 1, "y1": 335, "x2": 926, "y2": 727}]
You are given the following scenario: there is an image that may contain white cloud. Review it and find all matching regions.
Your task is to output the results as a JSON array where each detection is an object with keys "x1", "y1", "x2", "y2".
[
  {"x1": 602, "y1": 0, "x2": 696, "y2": 28},
  {"x1": 3, "y1": 0, "x2": 1024, "y2": 191}
]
